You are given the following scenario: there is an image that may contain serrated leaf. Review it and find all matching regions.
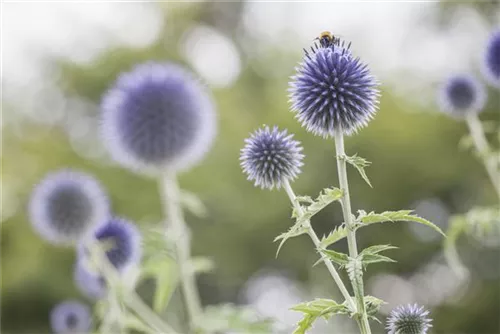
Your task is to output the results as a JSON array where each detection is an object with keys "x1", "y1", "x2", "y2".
[
  {"x1": 291, "y1": 299, "x2": 350, "y2": 334},
  {"x1": 343, "y1": 154, "x2": 373, "y2": 188},
  {"x1": 298, "y1": 187, "x2": 343, "y2": 223},
  {"x1": 360, "y1": 244, "x2": 398, "y2": 267},
  {"x1": 274, "y1": 223, "x2": 308, "y2": 257},
  {"x1": 364, "y1": 295, "x2": 385, "y2": 316},
  {"x1": 318, "y1": 248, "x2": 350, "y2": 267},
  {"x1": 356, "y1": 210, "x2": 445, "y2": 236},
  {"x1": 320, "y1": 225, "x2": 349, "y2": 248},
  {"x1": 296, "y1": 196, "x2": 314, "y2": 204},
  {"x1": 360, "y1": 253, "x2": 396, "y2": 266}
]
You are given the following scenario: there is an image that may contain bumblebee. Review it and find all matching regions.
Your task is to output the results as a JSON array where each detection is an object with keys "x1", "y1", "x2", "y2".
[{"x1": 315, "y1": 31, "x2": 338, "y2": 47}]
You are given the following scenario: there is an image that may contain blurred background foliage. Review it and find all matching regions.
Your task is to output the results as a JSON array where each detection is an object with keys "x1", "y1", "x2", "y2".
[{"x1": 1, "y1": 1, "x2": 499, "y2": 333}]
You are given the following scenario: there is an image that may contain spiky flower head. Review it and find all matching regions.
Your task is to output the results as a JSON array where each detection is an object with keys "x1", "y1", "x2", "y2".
[
  {"x1": 29, "y1": 170, "x2": 109, "y2": 245},
  {"x1": 240, "y1": 126, "x2": 304, "y2": 190},
  {"x1": 50, "y1": 300, "x2": 91, "y2": 334},
  {"x1": 80, "y1": 217, "x2": 142, "y2": 271},
  {"x1": 386, "y1": 304, "x2": 432, "y2": 334},
  {"x1": 482, "y1": 29, "x2": 500, "y2": 87},
  {"x1": 101, "y1": 62, "x2": 216, "y2": 174},
  {"x1": 289, "y1": 40, "x2": 379, "y2": 136},
  {"x1": 438, "y1": 74, "x2": 486, "y2": 118},
  {"x1": 74, "y1": 261, "x2": 107, "y2": 300}
]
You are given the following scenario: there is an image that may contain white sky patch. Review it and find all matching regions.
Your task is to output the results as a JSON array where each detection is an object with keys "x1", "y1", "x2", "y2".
[
  {"x1": 181, "y1": 25, "x2": 241, "y2": 88},
  {"x1": 2, "y1": 2, "x2": 163, "y2": 84}
]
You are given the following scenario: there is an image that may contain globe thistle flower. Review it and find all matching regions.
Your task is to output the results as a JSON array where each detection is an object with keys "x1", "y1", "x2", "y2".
[
  {"x1": 74, "y1": 261, "x2": 107, "y2": 300},
  {"x1": 386, "y1": 304, "x2": 432, "y2": 334},
  {"x1": 29, "y1": 170, "x2": 109, "y2": 245},
  {"x1": 80, "y1": 217, "x2": 142, "y2": 271},
  {"x1": 101, "y1": 62, "x2": 216, "y2": 174},
  {"x1": 481, "y1": 29, "x2": 500, "y2": 87},
  {"x1": 50, "y1": 300, "x2": 91, "y2": 334},
  {"x1": 438, "y1": 74, "x2": 486, "y2": 117},
  {"x1": 240, "y1": 126, "x2": 304, "y2": 190},
  {"x1": 289, "y1": 40, "x2": 379, "y2": 136}
]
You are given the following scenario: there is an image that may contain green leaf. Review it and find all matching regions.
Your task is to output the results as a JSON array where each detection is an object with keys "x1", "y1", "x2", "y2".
[
  {"x1": 199, "y1": 304, "x2": 273, "y2": 333},
  {"x1": 364, "y1": 295, "x2": 385, "y2": 316},
  {"x1": 343, "y1": 154, "x2": 373, "y2": 188},
  {"x1": 356, "y1": 210, "x2": 446, "y2": 237},
  {"x1": 274, "y1": 222, "x2": 308, "y2": 257},
  {"x1": 359, "y1": 245, "x2": 398, "y2": 267},
  {"x1": 190, "y1": 256, "x2": 215, "y2": 274},
  {"x1": 298, "y1": 187, "x2": 343, "y2": 223},
  {"x1": 318, "y1": 248, "x2": 350, "y2": 267},
  {"x1": 291, "y1": 299, "x2": 350, "y2": 334},
  {"x1": 320, "y1": 225, "x2": 349, "y2": 248},
  {"x1": 181, "y1": 190, "x2": 208, "y2": 218}
]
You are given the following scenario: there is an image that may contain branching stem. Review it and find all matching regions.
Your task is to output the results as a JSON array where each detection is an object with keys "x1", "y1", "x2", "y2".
[{"x1": 283, "y1": 180, "x2": 356, "y2": 312}]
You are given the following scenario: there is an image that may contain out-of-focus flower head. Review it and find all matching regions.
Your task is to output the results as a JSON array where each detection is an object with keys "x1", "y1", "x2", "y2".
[
  {"x1": 101, "y1": 62, "x2": 216, "y2": 174},
  {"x1": 29, "y1": 170, "x2": 109, "y2": 245},
  {"x1": 50, "y1": 300, "x2": 92, "y2": 334},
  {"x1": 438, "y1": 74, "x2": 486, "y2": 118}
]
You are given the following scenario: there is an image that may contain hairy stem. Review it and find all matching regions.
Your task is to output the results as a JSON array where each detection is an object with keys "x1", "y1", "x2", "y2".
[
  {"x1": 283, "y1": 180, "x2": 356, "y2": 312},
  {"x1": 465, "y1": 114, "x2": 500, "y2": 200},
  {"x1": 159, "y1": 171, "x2": 203, "y2": 331},
  {"x1": 334, "y1": 129, "x2": 371, "y2": 334}
]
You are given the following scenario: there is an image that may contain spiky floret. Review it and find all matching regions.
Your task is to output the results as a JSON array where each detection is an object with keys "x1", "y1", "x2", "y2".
[
  {"x1": 101, "y1": 62, "x2": 216, "y2": 174},
  {"x1": 289, "y1": 40, "x2": 379, "y2": 136},
  {"x1": 240, "y1": 126, "x2": 304, "y2": 190},
  {"x1": 438, "y1": 74, "x2": 486, "y2": 117},
  {"x1": 482, "y1": 29, "x2": 500, "y2": 87},
  {"x1": 386, "y1": 304, "x2": 432, "y2": 334},
  {"x1": 29, "y1": 170, "x2": 109, "y2": 245},
  {"x1": 50, "y1": 300, "x2": 92, "y2": 334}
]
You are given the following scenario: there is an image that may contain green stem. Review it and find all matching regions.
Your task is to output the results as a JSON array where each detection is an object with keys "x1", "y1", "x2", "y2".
[
  {"x1": 282, "y1": 180, "x2": 356, "y2": 312},
  {"x1": 334, "y1": 129, "x2": 371, "y2": 334},
  {"x1": 159, "y1": 171, "x2": 203, "y2": 332},
  {"x1": 87, "y1": 241, "x2": 179, "y2": 334},
  {"x1": 465, "y1": 114, "x2": 500, "y2": 200}
]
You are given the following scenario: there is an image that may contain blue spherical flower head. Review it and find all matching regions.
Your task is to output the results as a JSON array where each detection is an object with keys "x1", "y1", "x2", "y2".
[
  {"x1": 29, "y1": 170, "x2": 109, "y2": 245},
  {"x1": 50, "y1": 300, "x2": 91, "y2": 334},
  {"x1": 386, "y1": 304, "x2": 432, "y2": 334},
  {"x1": 82, "y1": 217, "x2": 142, "y2": 271},
  {"x1": 240, "y1": 126, "x2": 304, "y2": 190},
  {"x1": 289, "y1": 40, "x2": 379, "y2": 136},
  {"x1": 439, "y1": 74, "x2": 486, "y2": 118},
  {"x1": 101, "y1": 62, "x2": 216, "y2": 174},
  {"x1": 482, "y1": 29, "x2": 500, "y2": 87},
  {"x1": 74, "y1": 261, "x2": 107, "y2": 300}
]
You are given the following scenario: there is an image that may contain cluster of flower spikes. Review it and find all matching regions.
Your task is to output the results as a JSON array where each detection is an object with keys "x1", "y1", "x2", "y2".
[
  {"x1": 30, "y1": 58, "x2": 218, "y2": 332},
  {"x1": 241, "y1": 36, "x2": 379, "y2": 190},
  {"x1": 29, "y1": 170, "x2": 143, "y2": 332}
]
